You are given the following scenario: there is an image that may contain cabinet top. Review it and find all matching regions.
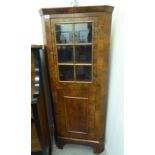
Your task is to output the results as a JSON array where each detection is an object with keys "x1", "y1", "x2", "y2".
[{"x1": 39, "y1": 5, "x2": 114, "y2": 16}]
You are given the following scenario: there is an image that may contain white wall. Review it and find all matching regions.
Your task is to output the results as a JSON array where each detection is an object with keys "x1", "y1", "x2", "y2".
[
  {"x1": 30, "y1": 1, "x2": 124, "y2": 155},
  {"x1": 105, "y1": 5, "x2": 124, "y2": 155}
]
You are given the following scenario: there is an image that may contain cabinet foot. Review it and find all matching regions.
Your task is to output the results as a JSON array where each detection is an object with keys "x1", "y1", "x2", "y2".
[
  {"x1": 56, "y1": 140, "x2": 64, "y2": 149},
  {"x1": 92, "y1": 141, "x2": 104, "y2": 154},
  {"x1": 55, "y1": 137, "x2": 104, "y2": 154}
]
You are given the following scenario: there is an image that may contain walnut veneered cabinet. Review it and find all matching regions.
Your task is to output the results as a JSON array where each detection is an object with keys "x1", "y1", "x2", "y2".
[{"x1": 40, "y1": 6, "x2": 114, "y2": 154}]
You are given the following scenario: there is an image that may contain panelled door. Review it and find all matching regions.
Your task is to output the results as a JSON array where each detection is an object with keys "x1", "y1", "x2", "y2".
[{"x1": 49, "y1": 17, "x2": 99, "y2": 139}]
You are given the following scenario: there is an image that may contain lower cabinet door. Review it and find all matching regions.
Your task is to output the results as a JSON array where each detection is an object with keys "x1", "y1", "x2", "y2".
[{"x1": 55, "y1": 89, "x2": 96, "y2": 139}]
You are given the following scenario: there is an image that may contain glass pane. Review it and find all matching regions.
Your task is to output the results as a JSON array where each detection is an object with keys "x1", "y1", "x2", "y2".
[
  {"x1": 75, "y1": 23, "x2": 92, "y2": 43},
  {"x1": 55, "y1": 24, "x2": 73, "y2": 44},
  {"x1": 76, "y1": 66, "x2": 91, "y2": 81},
  {"x1": 57, "y1": 45, "x2": 73, "y2": 63},
  {"x1": 59, "y1": 65, "x2": 74, "y2": 81},
  {"x1": 75, "y1": 45, "x2": 92, "y2": 63}
]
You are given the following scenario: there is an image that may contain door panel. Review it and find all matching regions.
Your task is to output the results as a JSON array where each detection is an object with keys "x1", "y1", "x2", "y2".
[
  {"x1": 75, "y1": 23, "x2": 92, "y2": 43},
  {"x1": 55, "y1": 23, "x2": 73, "y2": 44},
  {"x1": 64, "y1": 96, "x2": 88, "y2": 134},
  {"x1": 75, "y1": 45, "x2": 92, "y2": 63}
]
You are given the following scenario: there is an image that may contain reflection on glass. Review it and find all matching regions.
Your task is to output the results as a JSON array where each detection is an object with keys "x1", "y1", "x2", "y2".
[
  {"x1": 57, "y1": 46, "x2": 73, "y2": 63},
  {"x1": 59, "y1": 65, "x2": 74, "y2": 81},
  {"x1": 75, "y1": 45, "x2": 92, "y2": 63},
  {"x1": 75, "y1": 23, "x2": 92, "y2": 43},
  {"x1": 55, "y1": 24, "x2": 73, "y2": 43},
  {"x1": 76, "y1": 66, "x2": 91, "y2": 81}
]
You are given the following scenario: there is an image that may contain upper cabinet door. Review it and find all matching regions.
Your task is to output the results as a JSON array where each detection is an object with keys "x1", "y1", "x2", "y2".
[{"x1": 50, "y1": 17, "x2": 98, "y2": 87}]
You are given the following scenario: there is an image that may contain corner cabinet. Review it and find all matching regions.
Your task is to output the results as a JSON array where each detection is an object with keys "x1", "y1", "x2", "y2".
[{"x1": 40, "y1": 6, "x2": 114, "y2": 154}]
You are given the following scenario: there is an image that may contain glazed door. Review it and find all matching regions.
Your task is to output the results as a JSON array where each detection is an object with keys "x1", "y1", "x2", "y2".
[{"x1": 49, "y1": 17, "x2": 98, "y2": 139}]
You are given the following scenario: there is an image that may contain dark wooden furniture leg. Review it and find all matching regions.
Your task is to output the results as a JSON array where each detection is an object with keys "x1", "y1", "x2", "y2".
[
  {"x1": 92, "y1": 140, "x2": 104, "y2": 154},
  {"x1": 55, "y1": 138, "x2": 64, "y2": 149}
]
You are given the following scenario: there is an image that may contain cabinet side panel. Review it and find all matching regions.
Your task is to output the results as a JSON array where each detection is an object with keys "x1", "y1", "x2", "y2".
[
  {"x1": 95, "y1": 13, "x2": 113, "y2": 140},
  {"x1": 41, "y1": 17, "x2": 59, "y2": 137}
]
